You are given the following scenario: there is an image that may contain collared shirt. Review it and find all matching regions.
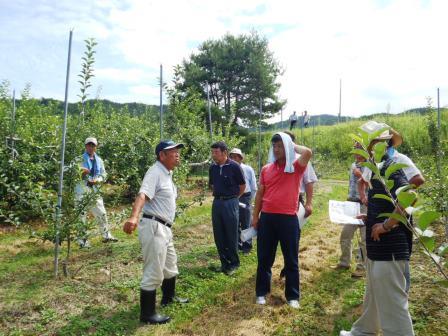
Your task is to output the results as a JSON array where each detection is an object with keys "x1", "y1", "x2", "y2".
[
  {"x1": 260, "y1": 159, "x2": 307, "y2": 215},
  {"x1": 209, "y1": 159, "x2": 246, "y2": 197},
  {"x1": 240, "y1": 163, "x2": 257, "y2": 195},
  {"x1": 362, "y1": 150, "x2": 421, "y2": 183},
  {"x1": 139, "y1": 161, "x2": 177, "y2": 224},
  {"x1": 300, "y1": 162, "x2": 318, "y2": 193}
]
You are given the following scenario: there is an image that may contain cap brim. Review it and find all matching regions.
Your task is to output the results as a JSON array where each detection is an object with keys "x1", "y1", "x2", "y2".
[{"x1": 163, "y1": 143, "x2": 185, "y2": 150}]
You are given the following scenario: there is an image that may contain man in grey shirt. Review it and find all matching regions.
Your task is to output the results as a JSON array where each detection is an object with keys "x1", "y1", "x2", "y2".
[{"x1": 123, "y1": 140, "x2": 188, "y2": 325}]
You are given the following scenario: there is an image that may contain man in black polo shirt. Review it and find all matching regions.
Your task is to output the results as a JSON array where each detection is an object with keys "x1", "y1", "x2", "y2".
[
  {"x1": 340, "y1": 125, "x2": 414, "y2": 336},
  {"x1": 209, "y1": 141, "x2": 246, "y2": 275}
]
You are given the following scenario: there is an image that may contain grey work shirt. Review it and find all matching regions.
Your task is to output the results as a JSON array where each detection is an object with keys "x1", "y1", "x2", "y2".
[
  {"x1": 300, "y1": 162, "x2": 318, "y2": 193},
  {"x1": 139, "y1": 161, "x2": 177, "y2": 224}
]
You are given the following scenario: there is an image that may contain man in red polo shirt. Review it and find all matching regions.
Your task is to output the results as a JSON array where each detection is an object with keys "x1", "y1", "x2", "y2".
[{"x1": 252, "y1": 132, "x2": 312, "y2": 308}]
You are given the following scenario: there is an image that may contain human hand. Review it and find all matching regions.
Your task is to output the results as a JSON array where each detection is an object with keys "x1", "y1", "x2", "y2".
[
  {"x1": 252, "y1": 216, "x2": 259, "y2": 230},
  {"x1": 81, "y1": 167, "x2": 90, "y2": 176},
  {"x1": 304, "y1": 203, "x2": 312, "y2": 218},
  {"x1": 371, "y1": 223, "x2": 388, "y2": 241},
  {"x1": 123, "y1": 217, "x2": 138, "y2": 234}
]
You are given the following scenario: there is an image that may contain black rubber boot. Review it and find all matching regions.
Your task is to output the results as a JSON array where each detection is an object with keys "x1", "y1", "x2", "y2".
[
  {"x1": 161, "y1": 277, "x2": 189, "y2": 306},
  {"x1": 140, "y1": 289, "x2": 170, "y2": 324}
]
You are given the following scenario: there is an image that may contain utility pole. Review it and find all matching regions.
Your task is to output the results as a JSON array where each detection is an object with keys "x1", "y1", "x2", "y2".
[
  {"x1": 54, "y1": 29, "x2": 73, "y2": 278},
  {"x1": 258, "y1": 99, "x2": 263, "y2": 175}
]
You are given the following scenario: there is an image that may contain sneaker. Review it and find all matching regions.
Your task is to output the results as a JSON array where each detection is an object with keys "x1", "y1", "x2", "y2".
[
  {"x1": 102, "y1": 232, "x2": 118, "y2": 243},
  {"x1": 339, "y1": 331, "x2": 353, "y2": 336},
  {"x1": 287, "y1": 300, "x2": 300, "y2": 309},
  {"x1": 256, "y1": 296, "x2": 266, "y2": 305},
  {"x1": 351, "y1": 269, "x2": 365, "y2": 278}
]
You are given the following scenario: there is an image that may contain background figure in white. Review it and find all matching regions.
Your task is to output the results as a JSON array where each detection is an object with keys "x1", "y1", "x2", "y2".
[
  {"x1": 303, "y1": 110, "x2": 311, "y2": 128},
  {"x1": 289, "y1": 111, "x2": 298, "y2": 130},
  {"x1": 75, "y1": 137, "x2": 117, "y2": 248}
]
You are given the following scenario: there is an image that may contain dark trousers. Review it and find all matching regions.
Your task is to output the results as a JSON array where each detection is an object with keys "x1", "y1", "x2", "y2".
[
  {"x1": 238, "y1": 193, "x2": 252, "y2": 252},
  {"x1": 212, "y1": 198, "x2": 240, "y2": 271},
  {"x1": 289, "y1": 120, "x2": 297, "y2": 130},
  {"x1": 256, "y1": 212, "x2": 301, "y2": 301}
]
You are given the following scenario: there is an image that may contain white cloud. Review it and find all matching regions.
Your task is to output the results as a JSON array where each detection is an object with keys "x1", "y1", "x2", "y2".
[{"x1": 1, "y1": 0, "x2": 447, "y2": 117}]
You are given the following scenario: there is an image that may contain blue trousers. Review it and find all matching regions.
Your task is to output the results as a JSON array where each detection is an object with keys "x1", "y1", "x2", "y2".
[
  {"x1": 256, "y1": 212, "x2": 301, "y2": 301},
  {"x1": 238, "y1": 193, "x2": 252, "y2": 252},
  {"x1": 212, "y1": 198, "x2": 240, "y2": 271}
]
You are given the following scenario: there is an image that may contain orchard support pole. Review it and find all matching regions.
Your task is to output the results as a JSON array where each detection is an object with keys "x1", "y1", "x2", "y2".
[
  {"x1": 54, "y1": 29, "x2": 73, "y2": 278},
  {"x1": 160, "y1": 64, "x2": 163, "y2": 140},
  {"x1": 207, "y1": 82, "x2": 213, "y2": 142}
]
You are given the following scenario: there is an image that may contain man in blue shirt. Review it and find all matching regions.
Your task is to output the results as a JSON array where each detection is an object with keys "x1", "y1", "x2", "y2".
[
  {"x1": 209, "y1": 141, "x2": 246, "y2": 275},
  {"x1": 75, "y1": 137, "x2": 117, "y2": 248},
  {"x1": 229, "y1": 148, "x2": 257, "y2": 254}
]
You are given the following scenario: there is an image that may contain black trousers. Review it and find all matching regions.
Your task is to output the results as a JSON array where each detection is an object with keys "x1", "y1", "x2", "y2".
[{"x1": 256, "y1": 212, "x2": 301, "y2": 301}]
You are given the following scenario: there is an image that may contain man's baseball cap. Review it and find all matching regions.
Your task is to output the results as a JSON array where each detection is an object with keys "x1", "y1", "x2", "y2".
[
  {"x1": 155, "y1": 140, "x2": 185, "y2": 156},
  {"x1": 85, "y1": 137, "x2": 98, "y2": 146}
]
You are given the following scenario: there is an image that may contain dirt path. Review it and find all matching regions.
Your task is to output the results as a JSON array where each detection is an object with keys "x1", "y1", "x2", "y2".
[{"x1": 170, "y1": 180, "x2": 358, "y2": 336}]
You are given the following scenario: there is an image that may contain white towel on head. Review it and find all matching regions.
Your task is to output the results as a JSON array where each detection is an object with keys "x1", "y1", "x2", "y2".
[{"x1": 268, "y1": 132, "x2": 296, "y2": 173}]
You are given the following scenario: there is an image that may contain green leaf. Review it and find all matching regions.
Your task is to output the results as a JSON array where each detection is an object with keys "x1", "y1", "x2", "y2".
[
  {"x1": 349, "y1": 133, "x2": 364, "y2": 146},
  {"x1": 350, "y1": 149, "x2": 369, "y2": 160},
  {"x1": 385, "y1": 163, "x2": 409, "y2": 180},
  {"x1": 397, "y1": 191, "x2": 417, "y2": 208},
  {"x1": 421, "y1": 237, "x2": 436, "y2": 253},
  {"x1": 368, "y1": 127, "x2": 390, "y2": 143},
  {"x1": 377, "y1": 212, "x2": 407, "y2": 225},
  {"x1": 418, "y1": 211, "x2": 441, "y2": 231},
  {"x1": 373, "y1": 141, "x2": 387, "y2": 163},
  {"x1": 395, "y1": 184, "x2": 414, "y2": 195},
  {"x1": 385, "y1": 180, "x2": 394, "y2": 190},
  {"x1": 373, "y1": 194, "x2": 393, "y2": 203},
  {"x1": 360, "y1": 161, "x2": 380, "y2": 176}
]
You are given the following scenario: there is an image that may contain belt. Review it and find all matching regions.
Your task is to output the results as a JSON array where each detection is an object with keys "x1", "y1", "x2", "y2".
[
  {"x1": 214, "y1": 195, "x2": 238, "y2": 200},
  {"x1": 142, "y1": 214, "x2": 172, "y2": 228},
  {"x1": 240, "y1": 192, "x2": 252, "y2": 198}
]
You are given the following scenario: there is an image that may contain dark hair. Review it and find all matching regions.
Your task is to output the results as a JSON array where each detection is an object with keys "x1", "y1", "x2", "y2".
[
  {"x1": 283, "y1": 131, "x2": 296, "y2": 142},
  {"x1": 271, "y1": 134, "x2": 283, "y2": 143},
  {"x1": 211, "y1": 141, "x2": 228, "y2": 152}
]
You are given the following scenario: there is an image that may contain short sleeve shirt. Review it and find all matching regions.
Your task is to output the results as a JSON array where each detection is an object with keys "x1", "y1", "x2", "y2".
[
  {"x1": 139, "y1": 161, "x2": 177, "y2": 224},
  {"x1": 300, "y1": 162, "x2": 318, "y2": 193},
  {"x1": 209, "y1": 159, "x2": 246, "y2": 197},
  {"x1": 260, "y1": 160, "x2": 307, "y2": 215},
  {"x1": 241, "y1": 163, "x2": 257, "y2": 194},
  {"x1": 362, "y1": 151, "x2": 421, "y2": 183}
]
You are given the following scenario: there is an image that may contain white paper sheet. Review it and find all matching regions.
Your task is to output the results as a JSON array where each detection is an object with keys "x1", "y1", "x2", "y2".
[
  {"x1": 240, "y1": 227, "x2": 257, "y2": 242},
  {"x1": 329, "y1": 200, "x2": 364, "y2": 225}
]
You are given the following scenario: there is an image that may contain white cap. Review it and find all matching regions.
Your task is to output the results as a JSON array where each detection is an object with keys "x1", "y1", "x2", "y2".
[
  {"x1": 85, "y1": 137, "x2": 98, "y2": 146},
  {"x1": 229, "y1": 148, "x2": 244, "y2": 159}
]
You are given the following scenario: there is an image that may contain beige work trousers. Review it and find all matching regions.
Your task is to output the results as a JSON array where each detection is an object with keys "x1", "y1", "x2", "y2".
[
  {"x1": 350, "y1": 258, "x2": 414, "y2": 336},
  {"x1": 75, "y1": 191, "x2": 111, "y2": 238},
  {"x1": 139, "y1": 217, "x2": 179, "y2": 291},
  {"x1": 339, "y1": 224, "x2": 367, "y2": 269}
]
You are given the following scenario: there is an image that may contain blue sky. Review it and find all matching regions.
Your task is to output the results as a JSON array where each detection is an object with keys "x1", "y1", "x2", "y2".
[{"x1": 1, "y1": 0, "x2": 446, "y2": 120}]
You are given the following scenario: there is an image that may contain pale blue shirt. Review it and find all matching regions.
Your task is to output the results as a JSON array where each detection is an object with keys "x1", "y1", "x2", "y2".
[{"x1": 241, "y1": 163, "x2": 257, "y2": 197}]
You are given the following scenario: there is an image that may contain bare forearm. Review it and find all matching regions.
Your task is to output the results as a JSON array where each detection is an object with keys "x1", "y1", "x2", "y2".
[
  {"x1": 305, "y1": 183, "x2": 313, "y2": 205},
  {"x1": 294, "y1": 144, "x2": 312, "y2": 166},
  {"x1": 130, "y1": 193, "x2": 146, "y2": 219},
  {"x1": 252, "y1": 189, "x2": 263, "y2": 220}
]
